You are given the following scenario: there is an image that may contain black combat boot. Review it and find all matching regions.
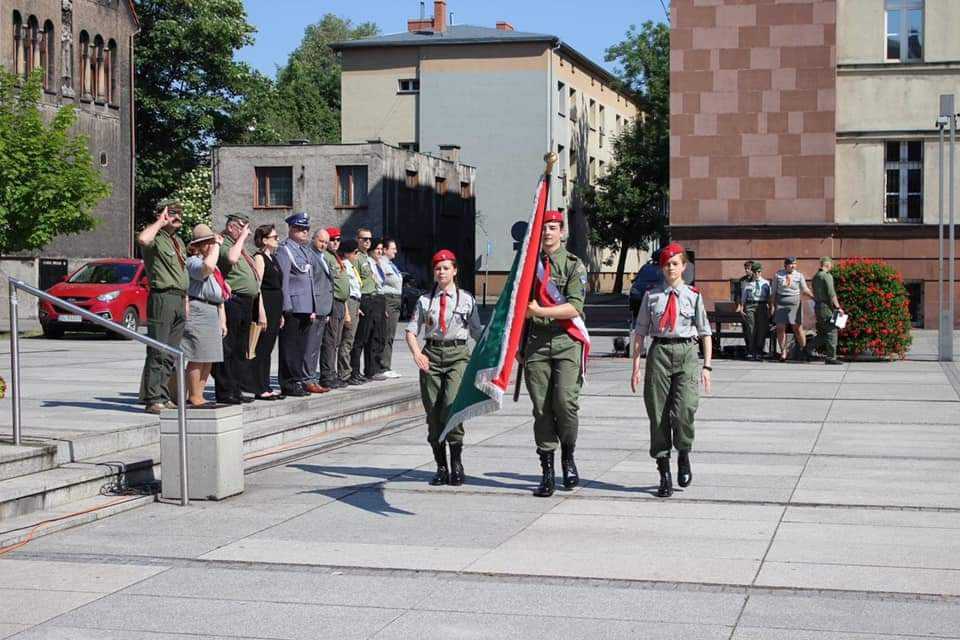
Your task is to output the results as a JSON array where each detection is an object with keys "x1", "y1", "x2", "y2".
[
  {"x1": 560, "y1": 443, "x2": 579, "y2": 489},
  {"x1": 677, "y1": 450, "x2": 692, "y2": 488},
  {"x1": 448, "y1": 443, "x2": 465, "y2": 486},
  {"x1": 534, "y1": 449, "x2": 556, "y2": 497},
  {"x1": 656, "y1": 457, "x2": 673, "y2": 498},
  {"x1": 430, "y1": 442, "x2": 449, "y2": 486}
]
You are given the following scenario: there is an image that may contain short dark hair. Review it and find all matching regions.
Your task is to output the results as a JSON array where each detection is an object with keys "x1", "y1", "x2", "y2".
[
  {"x1": 254, "y1": 224, "x2": 276, "y2": 249},
  {"x1": 338, "y1": 239, "x2": 359, "y2": 256},
  {"x1": 382, "y1": 237, "x2": 396, "y2": 250}
]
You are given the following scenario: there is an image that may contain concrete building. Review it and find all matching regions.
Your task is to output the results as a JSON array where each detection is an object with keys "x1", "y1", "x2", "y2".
[
  {"x1": 332, "y1": 0, "x2": 640, "y2": 293},
  {"x1": 2, "y1": 0, "x2": 138, "y2": 269},
  {"x1": 211, "y1": 142, "x2": 477, "y2": 287},
  {"x1": 671, "y1": 0, "x2": 960, "y2": 328}
]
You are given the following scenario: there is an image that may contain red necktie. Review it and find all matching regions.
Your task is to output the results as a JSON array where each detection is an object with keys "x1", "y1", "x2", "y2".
[
  {"x1": 659, "y1": 290, "x2": 678, "y2": 333},
  {"x1": 439, "y1": 293, "x2": 447, "y2": 334}
]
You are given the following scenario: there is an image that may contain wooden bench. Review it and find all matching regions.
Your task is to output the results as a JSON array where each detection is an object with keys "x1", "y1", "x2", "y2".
[{"x1": 708, "y1": 302, "x2": 776, "y2": 358}]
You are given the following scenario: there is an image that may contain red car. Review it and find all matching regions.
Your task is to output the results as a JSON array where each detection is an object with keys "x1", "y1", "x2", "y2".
[{"x1": 40, "y1": 259, "x2": 149, "y2": 339}]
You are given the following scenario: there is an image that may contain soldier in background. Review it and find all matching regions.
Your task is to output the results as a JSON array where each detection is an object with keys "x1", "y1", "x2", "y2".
[
  {"x1": 737, "y1": 261, "x2": 771, "y2": 360},
  {"x1": 808, "y1": 256, "x2": 844, "y2": 365}
]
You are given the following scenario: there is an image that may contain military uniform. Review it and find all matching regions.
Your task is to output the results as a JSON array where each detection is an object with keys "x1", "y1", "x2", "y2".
[
  {"x1": 320, "y1": 228, "x2": 349, "y2": 387},
  {"x1": 740, "y1": 268, "x2": 771, "y2": 358},
  {"x1": 140, "y1": 227, "x2": 188, "y2": 407},
  {"x1": 338, "y1": 258, "x2": 363, "y2": 383},
  {"x1": 212, "y1": 219, "x2": 259, "y2": 403},
  {"x1": 350, "y1": 250, "x2": 386, "y2": 380},
  {"x1": 810, "y1": 267, "x2": 840, "y2": 361}
]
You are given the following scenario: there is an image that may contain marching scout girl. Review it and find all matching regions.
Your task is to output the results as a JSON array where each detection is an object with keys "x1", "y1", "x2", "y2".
[
  {"x1": 631, "y1": 243, "x2": 713, "y2": 497},
  {"x1": 405, "y1": 250, "x2": 482, "y2": 486}
]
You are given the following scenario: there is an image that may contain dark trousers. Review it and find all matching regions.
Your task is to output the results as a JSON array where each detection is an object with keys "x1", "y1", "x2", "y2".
[
  {"x1": 213, "y1": 294, "x2": 253, "y2": 401},
  {"x1": 320, "y1": 299, "x2": 346, "y2": 385},
  {"x1": 142, "y1": 289, "x2": 186, "y2": 405},
  {"x1": 304, "y1": 314, "x2": 327, "y2": 381},
  {"x1": 279, "y1": 312, "x2": 313, "y2": 391},
  {"x1": 350, "y1": 294, "x2": 386, "y2": 378},
  {"x1": 246, "y1": 298, "x2": 281, "y2": 396},
  {"x1": 378, "y1": 293, "x2": 402, "y2": 371}
]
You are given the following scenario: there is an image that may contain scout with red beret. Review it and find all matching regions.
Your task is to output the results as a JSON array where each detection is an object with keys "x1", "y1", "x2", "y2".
[
  {"x1": 523, "y1": 209, "x2": 589, "y2": 497},
  {"x1": 630, "y1": 242, "x2": 713, "y2": 497},
  {"x1": 405, "y1": 249, "x2": 483, "y2": 486}
]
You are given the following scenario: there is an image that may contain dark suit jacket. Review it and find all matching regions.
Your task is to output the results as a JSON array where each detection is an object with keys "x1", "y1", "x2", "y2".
[{"x1": 308, "y1": 245, "x2": 334, "y2": 317}]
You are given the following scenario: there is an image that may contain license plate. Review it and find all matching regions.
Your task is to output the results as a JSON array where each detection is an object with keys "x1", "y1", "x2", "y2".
[{"x1": 59, "y1": 314, "x2": 81, "y2": 323}]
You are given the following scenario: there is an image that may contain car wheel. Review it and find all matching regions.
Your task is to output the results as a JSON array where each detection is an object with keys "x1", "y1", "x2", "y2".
[
  {"x1": 117, "y1": 307, "x2": 139, "y2": 339},
  {"x1": 42, "y1": 324, "x2": 64, "y2": 339}
]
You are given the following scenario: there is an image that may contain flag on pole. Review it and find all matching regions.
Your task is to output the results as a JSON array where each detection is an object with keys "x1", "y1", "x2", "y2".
[{"x1": 438, "y1": 172, "x2": 551, "y2": 441}]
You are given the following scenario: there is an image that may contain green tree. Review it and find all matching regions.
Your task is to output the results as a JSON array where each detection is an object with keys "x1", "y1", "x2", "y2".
[
  {"x1": 241, "y1": 14, "x2": 379, "y2": 144},
  {"x1": 582, "y1": 21, "x2": 669, "y2": 293},
  {"x1": 169, "y1": 164, "x2": 212, "y2": 241},
  {"x1": 134, "y1": 0, "x2": 258, "y2": 228},
  {"x1": 0, "y1": 70, "x2": 110, "y2": 255}
]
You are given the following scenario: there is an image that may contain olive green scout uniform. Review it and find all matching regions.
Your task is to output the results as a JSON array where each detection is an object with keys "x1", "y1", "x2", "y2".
[
  {"x1": 524, "y1": 247, "x2": 588, "y2": 452},
  {"x1": 406, "y1": 287, "x2": 482, "y2": 444},
  {"x1": 740, "y1": 270, "x2": 771, "y2": 357},
  {"x1": 635, "y1": 283, "x2": 712, "y2": 459},
  {"x1": 811, "y1": 267, "x2": 839, "y2": 360},
  {"x1": 141, "y1": 228, "x2": 188, "y2": 405}
]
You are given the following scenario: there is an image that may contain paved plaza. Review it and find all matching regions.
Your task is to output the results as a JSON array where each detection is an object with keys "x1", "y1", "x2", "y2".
[{"x1": 1, "y1": 328, "x2": 960, "y2": 638}]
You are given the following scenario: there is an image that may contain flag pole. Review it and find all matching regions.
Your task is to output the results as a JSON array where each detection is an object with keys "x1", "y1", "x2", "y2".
[{"x1": 513, "y1": 151, "x2": 559, "y2": 401}]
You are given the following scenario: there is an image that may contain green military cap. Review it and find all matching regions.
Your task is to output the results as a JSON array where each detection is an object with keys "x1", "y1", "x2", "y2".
[
  {"x1": 751, "y1": 261, "x2": 763, "y2": 272},
  {"x1": 155, "y1": 198, "x2": 182, "y2": 213},
  {"x1": 226, "y1": 212, "x2": 251, "y2": 224},
  {"x1": 820, "y1": 256, "x2": 834, "y2": 265}
]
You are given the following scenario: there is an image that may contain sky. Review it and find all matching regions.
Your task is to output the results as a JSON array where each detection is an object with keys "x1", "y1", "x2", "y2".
[{"x1": 237, "y1": 0, "x2": 670, "y2": 78}]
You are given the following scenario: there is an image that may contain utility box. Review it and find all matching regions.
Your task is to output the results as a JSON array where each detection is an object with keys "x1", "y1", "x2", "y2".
[{"x1": 160, "y1": 405, "x2": 244, "y2": 501}]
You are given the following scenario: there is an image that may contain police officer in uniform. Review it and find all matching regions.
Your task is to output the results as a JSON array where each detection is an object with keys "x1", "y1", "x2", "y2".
[
  {"x1": 524, "y1": 210, "x2": 588, "y2": 498},
  {"x1": 808, "y1": 256, "x2": 844, "y2": 365},
  {"x1": 275, "y1": 212, "x2": 318, "y2": 396},
  {"x1": 632, "y1": 243, "x2": 713, "y2": 498},
  {"x1": 736, "y1": 261, "x2": 770, "y2": 360},
  {"x1": 405, "y1": 250, "x2": 482, "y2": 486}
]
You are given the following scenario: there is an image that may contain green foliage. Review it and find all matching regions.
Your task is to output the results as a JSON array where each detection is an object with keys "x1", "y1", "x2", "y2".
[
  {"x1": 0, "y1": 70, "x2": 110, "y2": 256},
  {"x1": 240, "y1": 14, "x2": 379, "y2": 144},
  {"x1": 133, "y1": 0, "x2": 258, "y2": 228},
  {"x1": 168, "y1": 164, "x2": 212, "y2": 240},
  {"x1": 834, "y1": 259, "x2": 913, "y2": 360},
  {"x1": 581, "y1": 21, "x2": 669, "y2": 292}
]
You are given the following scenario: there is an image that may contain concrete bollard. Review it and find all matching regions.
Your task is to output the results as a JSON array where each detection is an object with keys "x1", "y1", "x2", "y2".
[{"x1": 160, "y1": 405, "x2": 244, "y2": 501}]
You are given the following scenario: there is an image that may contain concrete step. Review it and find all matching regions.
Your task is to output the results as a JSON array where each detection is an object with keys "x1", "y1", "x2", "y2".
[
  {"x1": 0, "y1": 444, "x2": 58, "y2": 481},
  {"x1": 0, "y1": 381, "x2": 420, "y2": 523}
]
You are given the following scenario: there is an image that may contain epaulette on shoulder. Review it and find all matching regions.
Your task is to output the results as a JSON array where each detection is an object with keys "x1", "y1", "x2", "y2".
[{"x1": 689, "y1": 285, "x2": 700, "y2": 294}]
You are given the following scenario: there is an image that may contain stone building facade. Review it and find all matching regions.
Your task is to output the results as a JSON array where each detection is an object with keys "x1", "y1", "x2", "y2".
[
  {"x1": 2, "y1": 0, "x2": 138, "y2": 262},
  {"x1": 671, "y1": 0, "x2": 960, "y2": 328},
  {"x1": 211, "y1": 142, "x2": 478, "y2": 288}
]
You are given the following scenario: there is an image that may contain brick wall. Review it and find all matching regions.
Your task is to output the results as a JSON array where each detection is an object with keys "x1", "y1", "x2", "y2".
[{"x1": 670, "y1": 0, "x2": 837, "y2": 228}]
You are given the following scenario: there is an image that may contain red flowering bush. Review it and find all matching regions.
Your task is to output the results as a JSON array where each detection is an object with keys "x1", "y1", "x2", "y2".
[{"x1": 834, "y1": 258, "x2": 912, "y2": 360}]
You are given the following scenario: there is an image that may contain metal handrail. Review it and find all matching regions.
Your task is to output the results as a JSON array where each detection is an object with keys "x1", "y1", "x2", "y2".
[{"x1": 6, "y1": 277, "x2": 189, "y2": 506}]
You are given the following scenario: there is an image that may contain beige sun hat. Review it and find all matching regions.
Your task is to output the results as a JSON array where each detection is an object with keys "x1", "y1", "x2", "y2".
[{"x1": 189, "y1": 223, "x2": 216, "y2": 245}]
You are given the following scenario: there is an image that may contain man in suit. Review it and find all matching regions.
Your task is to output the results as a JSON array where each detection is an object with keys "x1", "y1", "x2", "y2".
[
  {"x1": 305, "y1": 228, "x2": 334, "y2": 391},
  {"x1": 276, "y1": 212, "x2": 319, "y2": 397}
]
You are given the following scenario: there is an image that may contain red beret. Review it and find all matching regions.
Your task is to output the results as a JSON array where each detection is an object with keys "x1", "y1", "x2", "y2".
[
  {"x1": 326, "y1": 227, "x2": 341, "y2": 239},
  {"x1": 543, "y1": 210, "x2": 564, "y2": 225},
  {"x1": 659, "y1": 243, "x2": 686, "y2": 267},
  {"x1": 432, "y1": 249, "x2": 457, "y2": 266}
]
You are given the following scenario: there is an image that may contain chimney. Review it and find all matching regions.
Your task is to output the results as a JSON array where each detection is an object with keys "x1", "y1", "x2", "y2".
[
  {"x1": 438, "y1": 144, "x2": 460, "y2": 164},
  {"x1": 433, "y1": 1, "x2": 447, "y2": 33},
  {"x1": 496, "y1": 21, "x2": 515, "y2": 32},
  {"x1": 407, "y1": 18, "x2": 434, "y2": 33}
]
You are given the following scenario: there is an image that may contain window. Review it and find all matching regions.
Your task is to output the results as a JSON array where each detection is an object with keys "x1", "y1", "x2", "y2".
[
  {"x1": 26, "y1": 16, "x2": 39, "y2": 77},
  {"x1": 589, "y1": 156, "x2": 597, "y2": 184},
  {"x1": 405, "y1": 170, "x2": 418, "y2": 190},
  {"x1": 904, "y1": 281, "x2": 924, "y2": 327},
  {"x1": 569, "y1": 87, "x2": 577, "y2": 121},
  {"x1": 599, "y1": 160, "x2": 606, "y2": 178},
  {"x1": 398, "y1": 78, "x2": 419, "y2": 93},
  {"x1": 435, "y1": 177, "x2": 449, "y2": 216},
  {"x1": 107, "y1": 40, "x2": 117, "y2": 104},
  {"x1": 93, "y1": 35, "x2": 104, "y2": 101},
  {"x1": 461, "y1": 181, "x2": 473, "y2": 218},
  {"x1": 12, "y1": 11, "x2": 23, "y2": 77},
  {"x1": 616, "y1": 114, "x2": 623, "y2": 134},
  {"x1": 398, "y1": 142, "x2": 419, "y2": 152},
  {"x1": 558, "y1": 81, "x2": 566, "y2": 116},
  {"x1": 589, "y1": 99, "x2": 597, "y2": 129},
  {"x1": 336, "y1": 165, "x2": 368, "y2": 207},
  {"x1": 885, "y1": 141, "x2": 923, "y2": 222},
  {"x1": 886, "y1": 0, "x2": 923, "y2": 62},
  {"x1": 599, "y1": 105, "x2": 606, "y2": 147},
  {"x1": 255, "y1": 166, "x2": 293, "y2": 208},
  {"x1": 78, "y1": 31, "x2": 90, "y2": 99},
  {"x1": 42, "y1": 21, "x2": 54, "y2": 91}
]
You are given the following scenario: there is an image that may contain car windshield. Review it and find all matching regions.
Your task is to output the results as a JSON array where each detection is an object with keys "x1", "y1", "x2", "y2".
[{"x1": 68, "y1": 263, "x2": 138, "y2": 285}]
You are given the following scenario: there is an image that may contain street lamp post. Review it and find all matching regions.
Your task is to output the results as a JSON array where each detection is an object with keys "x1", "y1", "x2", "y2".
[{"x1": 937, "y1": 95, "x2": 956, "y2": 361}]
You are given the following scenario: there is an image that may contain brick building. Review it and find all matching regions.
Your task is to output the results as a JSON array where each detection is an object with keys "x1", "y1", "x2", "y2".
[{"x1": 671, "y1": 0, "x2": 960, "y2": 328}]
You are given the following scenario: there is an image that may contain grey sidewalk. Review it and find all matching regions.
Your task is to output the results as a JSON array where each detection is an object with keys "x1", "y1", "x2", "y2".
[{"x1": 2, "y1": 349, "x2": 960, "y2": 638}]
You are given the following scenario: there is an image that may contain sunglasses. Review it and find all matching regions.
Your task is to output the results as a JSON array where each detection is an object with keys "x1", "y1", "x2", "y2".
[
  {"x1": 358, "y1": 236, "x2": 372, "y2": 241},
  {"x1": 265, "y1": 234, "x2": 279, "y2": 239}
]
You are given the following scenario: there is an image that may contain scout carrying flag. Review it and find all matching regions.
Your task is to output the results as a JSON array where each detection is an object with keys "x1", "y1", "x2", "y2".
[{"x1": 440, "y1": 153, "x2": 589, "y2": 440}]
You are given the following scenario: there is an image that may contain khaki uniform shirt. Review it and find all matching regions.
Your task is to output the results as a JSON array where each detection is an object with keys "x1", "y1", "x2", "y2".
[
  {"x1": 635, "y1": 283, "x2": 712, "y2": 339},
  {"x1": 218, "y1": 236, "x2": 259, "y2": 296},
  {"x1": 741, "y1": 276, "x2": 771, "y2": 305},
  {"x1": 771, "y1": 269, "x2": 806, "y2": 302},
  {"x1": 812, "y1": 269, "x2": 838, "y2": 313},
  {"x1": 353, "y1": 251, "x2": 377, "y2": 296},
  {"x1": 530, "y1": 247, "x2": 587, "y2": 330},
  {"x1": 142, "y1": 229, "x2": 188, "y2": 292},
  {"x1": 326, "y1": 250, "x2": 350, "y2": 302},
  {"x1": 406, "y1": 288, "x2": 483, "y2": 341}
]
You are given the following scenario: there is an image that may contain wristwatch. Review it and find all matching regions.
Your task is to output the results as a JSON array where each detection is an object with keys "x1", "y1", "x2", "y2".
[{"x1": 702, "y1": 365, "x2": 713, "y2": 371}]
